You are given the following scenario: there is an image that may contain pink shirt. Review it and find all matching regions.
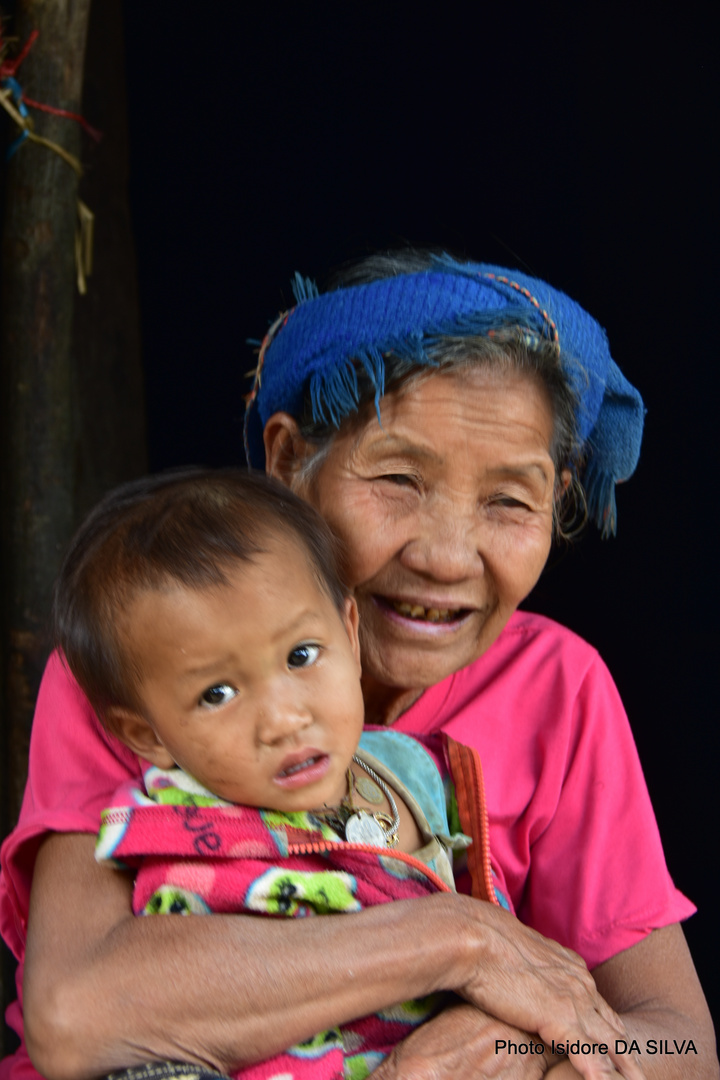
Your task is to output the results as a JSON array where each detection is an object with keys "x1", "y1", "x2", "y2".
[
  {"x1": 389, "y1": 612, "x2": 694, "y2": 964},
  {"x1": 0, "y1": 611, "x2": 695, "y2": 1078}
]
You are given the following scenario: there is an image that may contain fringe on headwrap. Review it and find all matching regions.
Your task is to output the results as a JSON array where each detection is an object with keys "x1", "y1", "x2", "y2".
[
  {"x1": 584, "y1": 457, "x2": 618, "y2": 538},
  {"x1": 291, "y1": 272, "x2": 320, "y2": 304}
]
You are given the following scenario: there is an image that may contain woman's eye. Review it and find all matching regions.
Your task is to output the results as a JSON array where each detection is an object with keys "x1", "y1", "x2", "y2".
[
  {"x1": 287, "y1": 643, "x2": 320, "y2": 669},
  {"x1": 199, "y1": 684, "x2": 237, "y2": 707},
  {"x1": 380, "y1": 473, "x2": 418, "y2": 487},
  {"x1": 491, "y1": 495, "x2": 531, "y2": 510}
]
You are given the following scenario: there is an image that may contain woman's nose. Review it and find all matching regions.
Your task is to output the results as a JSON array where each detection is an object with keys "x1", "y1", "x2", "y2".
[{"x1": 400, "y1": 503, "x2": 484, "y2": 581}]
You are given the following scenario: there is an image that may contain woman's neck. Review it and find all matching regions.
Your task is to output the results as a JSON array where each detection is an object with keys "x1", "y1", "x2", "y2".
[{"x1": 360, "y1": 674, "x2": 424, "y2": 726}]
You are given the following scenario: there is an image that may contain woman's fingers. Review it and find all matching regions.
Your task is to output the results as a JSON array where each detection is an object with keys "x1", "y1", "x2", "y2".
[
  {"x1": 546, "y1": 1065, "x2": 629, "y2": 1080},
  {"x1": 369, "y1": 1004, "x2": 550, "y2": 1079},
  {"x1": 537, "y1": 1016, "x2": 644, "y2": 1080}
]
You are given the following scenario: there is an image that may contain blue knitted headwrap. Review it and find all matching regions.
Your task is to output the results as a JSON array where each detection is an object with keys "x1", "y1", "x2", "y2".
[{"x1": 244, "y1": 255, "x2": 645, "y2": 536}]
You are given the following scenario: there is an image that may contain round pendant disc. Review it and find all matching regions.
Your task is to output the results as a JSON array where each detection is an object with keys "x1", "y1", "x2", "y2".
[
  {"x1": 354, "y1": 774, "x2": 384, "y2": 804},
  {"x1": 345, "y1": 810, "x2": 387, "y2": 847}
]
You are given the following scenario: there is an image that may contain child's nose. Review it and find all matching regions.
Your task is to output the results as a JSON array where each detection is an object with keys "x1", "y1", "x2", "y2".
[{"x1": 255, "y1": 688, "x2": 313, "y2": 745}]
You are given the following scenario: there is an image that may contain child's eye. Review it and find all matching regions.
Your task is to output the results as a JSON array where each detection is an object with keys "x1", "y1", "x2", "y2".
[
  {"x1": 199, "y1": 684, "x2": 237, "y2": 707},
  {"x1": 287, "y1": 643, "x2": 320, "y2": 669}
]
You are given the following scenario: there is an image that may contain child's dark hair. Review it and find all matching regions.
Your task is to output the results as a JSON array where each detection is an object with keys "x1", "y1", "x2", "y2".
[{"x1": 52, "y1": 468, "x2": 348, "y2": 725}]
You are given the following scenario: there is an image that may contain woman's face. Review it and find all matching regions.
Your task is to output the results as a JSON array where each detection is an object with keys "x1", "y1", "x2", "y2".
[{"x1": 267, "y1": 366, "x2": 558, "y2": 714}]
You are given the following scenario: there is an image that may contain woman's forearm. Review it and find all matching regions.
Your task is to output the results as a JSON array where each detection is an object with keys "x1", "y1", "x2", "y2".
[
  {"x1": 614, "y1": 1008, "x2": 718, "y2": 1080},
  {"x1": 593, "y1": 926, "x2": 719, "y2": 1080}
]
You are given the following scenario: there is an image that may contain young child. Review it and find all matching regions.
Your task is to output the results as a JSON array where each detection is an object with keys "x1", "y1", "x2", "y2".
[{"x1": 52, "y1": 468, "x2": 505, "y2": 1080}]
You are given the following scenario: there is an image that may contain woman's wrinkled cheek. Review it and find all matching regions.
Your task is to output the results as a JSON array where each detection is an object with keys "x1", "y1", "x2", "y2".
[{"x1": 302, "y1": 482, "x2": 386, "y2": 591}]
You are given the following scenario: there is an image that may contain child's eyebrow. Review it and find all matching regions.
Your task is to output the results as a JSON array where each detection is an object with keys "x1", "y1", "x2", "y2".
[
  {"x1": 269, "y1": 607, "x2": 324, "y2": 643},
  {"x1": 180, "y1": 655, "x2": 238, "y2": 679},
  {"x1": 179, "y1": 609, "x2": 327, "y2": 679}
]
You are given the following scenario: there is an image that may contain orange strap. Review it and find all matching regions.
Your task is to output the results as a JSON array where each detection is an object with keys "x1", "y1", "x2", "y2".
[{"x1": 445, "y1": 736, "x2": 498, "y2": 905}]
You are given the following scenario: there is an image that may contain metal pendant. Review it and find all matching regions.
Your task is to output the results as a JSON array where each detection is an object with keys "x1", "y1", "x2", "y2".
[
  {"x1": 344, "y1": 810, "x2": 387, "y2": 847},
  {"x1": 354, "y1": 774, "x2": 384, "y2": 804}
]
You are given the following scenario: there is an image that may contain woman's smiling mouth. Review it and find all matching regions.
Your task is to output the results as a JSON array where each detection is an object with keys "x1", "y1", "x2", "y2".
[{"x1": 373, "y1": 596, "x2": 474, "y2": 628}]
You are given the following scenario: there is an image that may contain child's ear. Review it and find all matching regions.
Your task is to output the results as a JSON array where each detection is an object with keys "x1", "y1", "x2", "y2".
[
  {"x1": 341, "y1": 596, "x2": 362, "y2": 673},
  {"x1": 104, "y1": 707, "x2": 175, "y2": 770}
]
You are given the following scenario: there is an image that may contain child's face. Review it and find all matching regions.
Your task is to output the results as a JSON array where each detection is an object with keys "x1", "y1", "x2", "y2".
[{"x1": 115, "y1": 534, "x2": 364, "y2": 811}]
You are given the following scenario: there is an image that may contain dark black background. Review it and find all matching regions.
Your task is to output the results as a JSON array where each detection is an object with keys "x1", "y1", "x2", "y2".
[{"x1": 121, "y1": 3, "x2": 719, "y2": 1026}]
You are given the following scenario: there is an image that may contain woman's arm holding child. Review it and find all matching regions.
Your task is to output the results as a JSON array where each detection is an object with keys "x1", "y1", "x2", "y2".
[
  {"x1": 25, "y1": 833, "x2": 453, "y2": 1080},
  {"x1": 24, "y1": 832, "x2": 642, "y2": 1080}
]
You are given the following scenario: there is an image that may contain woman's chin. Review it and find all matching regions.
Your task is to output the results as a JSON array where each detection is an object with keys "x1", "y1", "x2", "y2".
[{"x1": 360, "y1": 624, "x2": 495, "y2": 701}]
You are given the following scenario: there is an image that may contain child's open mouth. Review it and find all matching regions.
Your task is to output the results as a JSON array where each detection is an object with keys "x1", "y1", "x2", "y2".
[
  {"x1": 275, "y1": 752, "x2": 331, "y2": 789},
  {"x1": 278, "y1": 754, "x2": 322, "y2": 778}
]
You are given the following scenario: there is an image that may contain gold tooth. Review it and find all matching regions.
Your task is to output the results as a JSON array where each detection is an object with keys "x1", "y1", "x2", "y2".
[
  {"x1": 410, "y1": 604, "x2": 425, "y2": 617},
  {"x1": 427, "y1": 608, "x2": 440, "y2": 621}
]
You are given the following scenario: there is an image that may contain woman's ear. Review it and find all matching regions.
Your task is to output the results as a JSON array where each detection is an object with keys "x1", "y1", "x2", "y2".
[
  {"x1": 263, "y1": 412, "x2": 311, "y2": 488},
  {"x1": 104, "y1": 707, "x2": 175, "y2": 770}
]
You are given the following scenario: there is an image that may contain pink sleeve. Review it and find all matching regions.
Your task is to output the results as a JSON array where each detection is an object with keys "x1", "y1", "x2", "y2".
[
  {"x1": 517, "y1": 653, "x2": 696, "y2": 968},
  {"x1": 0, "y1": 651, "x2": 141, "y2": 961}
]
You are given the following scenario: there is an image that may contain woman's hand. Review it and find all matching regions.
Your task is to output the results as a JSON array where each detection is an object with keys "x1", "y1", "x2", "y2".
[
  {"x1": 451, "y1": 901, "x2": 644, "y2": 1080},
  {"x1": 368, "y1": 1002, "x2": 638, "y2": 1080}
]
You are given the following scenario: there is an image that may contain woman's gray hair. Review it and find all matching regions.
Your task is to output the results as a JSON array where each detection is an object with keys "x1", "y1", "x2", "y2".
[{"x1": 295, "y1": 249, "x2": 587, "y2": 538}]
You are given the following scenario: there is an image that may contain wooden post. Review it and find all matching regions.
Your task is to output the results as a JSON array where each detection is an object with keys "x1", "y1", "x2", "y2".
[
  {"x1": 0, "y1": 0, "x2": 93, "y2": 831},
  {"x1": 0, "y1": 1, "x2": 92, "y2": 1045},
  {"x1": 1, "y1": 2, "x2": 146, "y2": 1050}
]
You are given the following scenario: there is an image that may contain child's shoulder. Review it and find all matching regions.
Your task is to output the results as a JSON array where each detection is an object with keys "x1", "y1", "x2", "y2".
[
  {"x1": 359, "y1": 727, "x2": 444, "y2": 776},
  {"x1": 358, "y1": 728, "x2": 448, "y2": 839}
]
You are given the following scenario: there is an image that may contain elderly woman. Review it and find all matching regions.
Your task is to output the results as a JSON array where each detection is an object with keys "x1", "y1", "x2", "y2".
[{"x1": 1, "y1": 252, "x2": 716, "y2": 1080}]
